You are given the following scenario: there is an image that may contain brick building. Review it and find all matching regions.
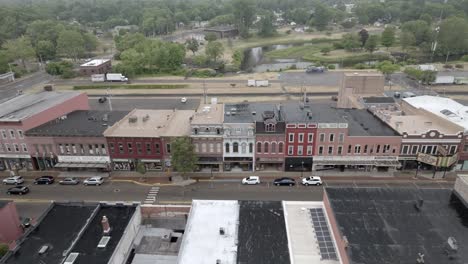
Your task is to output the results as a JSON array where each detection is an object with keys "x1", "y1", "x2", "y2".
[
  {"x1": 79, "y1": 59, "x2": 111, "y2": 76},
  {"x1": 0, "y1": 201, "x2": 22, "y2": 248},
  {"x1": 0, "y1": 91, "x2": 89, "y2": 171}
]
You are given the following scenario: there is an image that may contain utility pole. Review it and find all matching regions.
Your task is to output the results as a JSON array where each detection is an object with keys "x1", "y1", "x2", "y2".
[
  {"x1": 107, "y1": 88, "x2": 113, "y2": 111},
  {"x1": 203, "y1": 81, "x2": 207, "y2": 104}
]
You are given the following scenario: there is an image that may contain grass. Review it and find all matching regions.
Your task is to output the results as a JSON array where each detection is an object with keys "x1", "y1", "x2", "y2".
[
  {"x1": 73, "y1": 84, "x2": 189, "y2": 90},
  {"x1": 265, "y1": 43, "x2": 332, "y2": 59}
]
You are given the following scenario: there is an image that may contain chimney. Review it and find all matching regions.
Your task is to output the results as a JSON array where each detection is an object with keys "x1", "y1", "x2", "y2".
[{"x1": 101, "y1": 215, "x2": 111, "y2": 234}]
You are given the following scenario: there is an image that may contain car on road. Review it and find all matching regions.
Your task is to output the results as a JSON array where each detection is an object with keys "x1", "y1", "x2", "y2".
[
  {"x1": 59, "y1": 177, "x2": 80, "y2": 185},
  {"x1": 273, "y1": 177, "x2": 296, "y2": 186},
  {"x1": 98, "y1": 97, "x2": 107, "y2": 103},
  {"x1": 83, "y1": 177, "x2": 104, "y2": 186},
  {"x1": 302, "y1": 176, "x2": 323, "y2": 186},
  {"x1": 306, "y1": 66, "x2": 326, "y2": 73},
  {"x1": 3, "y1": 176, "x2": 24, "y2": 185},
  {"x1": 242, "y1": 176, "x2": 260, "y2": 185},
  {"x1": 7, "y1": 186, "x2": 29, "y2": 195},
  {"x1": 34, "y1": 176, "x2": 55, "y2": 185},
  {"x1": 181, "y1": 97, "x2": 187, "y2": 103}
]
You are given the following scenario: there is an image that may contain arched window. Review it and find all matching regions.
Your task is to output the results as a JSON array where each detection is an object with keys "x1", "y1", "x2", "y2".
[
  {"x1": 225, "y1": 143, "x2": 230, "y2": 153},
  {"x1": 241, "y1": 143, "x2": 247, "y2": 153},
  {"x1": 264, "y1": 142, "x2": 269, "y2": 153},
  {"x1": 233, "y1": 142, "x2": 239, "y2": 153},
  {"x1": 266, "y1": 123, "x2": 276, "y2": 132},
  {"x1": 257, "y1": 142, "x2": 262, "y2": 153},
  {"x1": 278, "y1": 142, "x2": 284, "y2": 153},
  {"x1": 271, "y1": 142, "x2": 276, "y2": 153}
]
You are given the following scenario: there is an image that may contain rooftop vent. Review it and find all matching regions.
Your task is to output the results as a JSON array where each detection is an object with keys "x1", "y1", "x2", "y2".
[
  {"x1": 143, "y1": 114, "x2": 150, "y2": 122},
  {"x1": 64, "y1": 253, "x2": 79, "y2": 264},
  {"x1": 252, "y1": 111, "x2": 256, "y2": 116},
  {"x1": 129, "y1": 116, "x2": 138, "y2": 123},
  {"x1": 219, "y1": 227, "x2": 225, "y2": 235},
  {"x1": 216, "y1": 260, "x2": 221, "y2": 264},
  {"x1": 97, "y1": 236, "x2": 111, "y2": 248},
  {"x1": 447, "y1": 237, "x2": 458, "y2": 251},
  {"x1": 38, "y1": 245, "x2": 49, "y2": 255},
  {"x1": 416, "y1": 253, "x2": 425, "y2": 264}
]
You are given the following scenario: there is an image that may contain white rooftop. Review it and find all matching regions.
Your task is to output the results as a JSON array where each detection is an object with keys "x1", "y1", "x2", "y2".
[
  {"x1": 404, "y1": 96, "x2": 468, "y2": 131},
  {"x1": 177, "y1": 200, "x2": 239, "y2": 264},
  {"x1": 80, "y1": 59, "x2": 110, "y2": 67},
  {"x1": 283, "y1": 201, "x2": 341, "y2": 264}
]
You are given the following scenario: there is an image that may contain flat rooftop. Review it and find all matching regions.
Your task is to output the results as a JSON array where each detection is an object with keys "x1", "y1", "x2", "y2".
[
  {"x1": 80, "y1": 59, "x2": 110, "y2": 67},
  {"x1": 25, "y1": 110, "x2": 129, "y2": 137},
  {"x1": 404, "y1": 96, "x2": 468, "y2": 131},
  {"x1": 326, "y1": 187, "x2": 468, "y2": 264},
  {"x1": 388, "y1": 114, "x2": 460, "y2": 135},
  {"x1": 338, "y1": 109, "x2": 399, "y2": 136},
  {"x1": 0, "y1": 91, "x2": 83, "y2": 122},
  {"x1": 104, "y1": 109, "x2": 195, "y2": 137},
  {"x1": 237, "y1": 201, "x2": 290, "y2": 264},
  {"x1": 191, "y1": 104, "x2": 224, "y2": 125},
  {"x1": 283, "y1": 201, "x2": 341, "y2": 264},
  {"x1": 178, "y1": 200, "x2": 239, "y2": 264}
]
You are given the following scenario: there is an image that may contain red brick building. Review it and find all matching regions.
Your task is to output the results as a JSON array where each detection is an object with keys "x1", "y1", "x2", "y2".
[
  {"x1": 79, "y1": 59, "x2": 111, "y2": 76},
  {"x1": 0, "y1": 201, "x2": 22, "y2": 249}
]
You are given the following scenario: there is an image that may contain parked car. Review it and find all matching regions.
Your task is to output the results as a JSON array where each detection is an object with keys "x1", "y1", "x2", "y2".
[
  {"x1": 181, "y1": 97, "x2": 187, "y2": 103},
  {"x1": 59, "y1": 177, "x2": 80, "y2": 185},
  {"x1": 3, "y1": 176, "x2": 24, "y2": 185},
  {"x1": 242, "y1": 176, "x2": 260, "y2": 185},
  {"x1": 83, "y1": 177, "x2": 104, "y2": 186},
  {"x1": 306, "y1": 66, "x2": 326, "y2": 73},
  {"x1": 302, "y1": 176, "x2": 323, "y2": 186},
  {"x1": 34, "y1": 176, "x2": 55, "y2": 185},
  {"x1": 98, "y1": 97, "x2": 107, "y2": 103},
  {"x1": 273, "y1": 177, "x2": 296, "y2": 186},
  {"x1": 7, "y1": 186, "x2": 29, "y2": 195}
]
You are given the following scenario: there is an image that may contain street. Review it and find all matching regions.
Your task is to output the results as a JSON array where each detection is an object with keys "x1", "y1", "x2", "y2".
[{"x1": 0, "y1": 71, "x2": 53, "y2": 103}]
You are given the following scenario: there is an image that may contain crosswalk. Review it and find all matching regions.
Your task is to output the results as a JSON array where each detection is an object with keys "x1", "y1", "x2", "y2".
[{"x1": 144, "y1": 186, "x2": 160, "y2": 204}]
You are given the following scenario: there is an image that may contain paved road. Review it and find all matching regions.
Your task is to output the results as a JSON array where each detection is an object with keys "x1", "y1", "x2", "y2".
[
  {"x1": 0, "y1": 71, "x2": 53, "y2": 103},
  {"x1": 279, "y1": 71, "x2": 343, "y2": 86},
  {"x1": 89, "y1": 97, "x2": 201, "y2": 111}
]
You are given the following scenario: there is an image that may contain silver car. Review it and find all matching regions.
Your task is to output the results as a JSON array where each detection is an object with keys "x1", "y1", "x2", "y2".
[
  {"x1": 83, "y1": 177, "x2": 104, "y2": 186},
  {"x1": 59, "y1": 177, "x2": 80, "y2": 185},
  {"x1": 3, "y1": 176, "x2": 24, "y2": 185}
]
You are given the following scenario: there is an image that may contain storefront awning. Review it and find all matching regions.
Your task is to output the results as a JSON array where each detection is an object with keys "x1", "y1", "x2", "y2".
[
  {"x1": 54, "y1": 162, "x2": 108, "y2": 168},
  {"x1": 314, "y1": 159, "x2": 401, "y2": 167}
]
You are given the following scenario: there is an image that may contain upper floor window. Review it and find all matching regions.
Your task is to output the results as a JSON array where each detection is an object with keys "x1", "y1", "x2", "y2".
[
  {"x1": 5, "y1": 144, "x2": 11, "y2": 152},
  {"x1": 307, "y1": 145, "x2": 312, "y2": 155},
  {"x1": 136, "y1": 143, "x2": 142, "y2": 154},
  {"x1": 278, "y1": 142, "x2": 284, "y2": 153},
  {"x1": 216, "y1": 128, "x2": 221, "y2": 135},
  {"x1": 308, "y1": 133, "x2": 314, "y2": 143},
  {"x1": 241, "y1": 143, "x2": 247, "y2": 154},
  {"x1": 318, "y1": 146, "x2": 324, "y2": 155},
  {"x1": 127, "y1": 143, "x2": 133, "y2": 154},
  {"x1": 9, "y1": 130, "x2": 15, "y2": 139},
  {"x1": 118, "y1": 143, "x2": 124, "y2": 154},
  {"x1": 298, "y1": 133, "x2": 304, "y2": 143},
  {"x1": 17, "y1": 130, "x2": 24, "y2": 139},
  {"x1": 249, "y1": 143, "x2": 253, "y2": 153},
  {"x1": 13, "y1": 144, "x2": 19, "y2": 152},
  {"x1": 166, "y1": 143, "x2": 171, "y2": 154},
  {"x1": 155, "y1": 143, "x2": 160, "y2": 154},
  {"x1": 146, "y1": 143, "x2": 152, "y2": 154},
  {"x1": 288, "y1": 146, "x2": 294, "y2": 155},
  {"x1": 354, "y1": 145, "x2": 361, "y2": 154},
  {"x1": 271, "y1": 142, "x2": 277, "y2": 153},
  {"x1": 194, "y1": 128, "x2": 198, "y2": 135},
  {"x1": 319, "y1": 133, "x2": 325, "y2": 142},
  {"x1": 339, "y1": 133, "x2": 344, "y2": 143},
  {"x1": 288, "y1": 133, "x2": 294, "y2": 142},
  {"x1": 329, "y1": 134, "x2": 335, "y2": 142},
  {"x1": 21, "y1": 143, "x2": 28, "y2": 152},
  {"x1": 257, "y1": 142, "x2": 262, "y2": 153},
  {"x1": 328, "y1": 146, "x2": 333, "y2": 155},
  {"x1": 337, "y1": 146, "x2": 343, "y2": 155},
  {"x1": 266, "y1": 123, "x2": 275, "y2": 132},
  {"x1": 225, "y1": 143, "x2": 230, "y2": 153},
  {"x1": 233, "y1": 142, "x2": 239, "y2": 153},
  {"x1": 0, "y1": 130, "x2": 6, "y2": 139},
  {"x1": 264, "y1": 142, "x2": 269, "y2": 153},
  {"x1": 297, "y1": 146, "x2": 303, "y2": 155},
  {"x1": 202, "y1": 143, "x2": 207, "y2": 152}
]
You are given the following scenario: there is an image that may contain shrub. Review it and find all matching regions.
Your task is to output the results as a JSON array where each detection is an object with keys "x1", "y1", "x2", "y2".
[
  {"x1": 328, "y1": 64, "x2": 336, "y2": 70},
  {"x1": 0, "y1": 244, "x2": 8, "y2": 257},
  {"x1": 354, "y1": 63, "x2": 367, "y2": 69},
  {"x1": 455, "y1": 64, "x2": 464, "y2": 69},
  {"x1": 461, "y1": 55, "x2": 468, "y2": 62},
  {"x1": 443, "y1": 64, "x2": 454, "y2": 69},
  {"x1": 45, "y1": 61, "x2": 74, "y2": 77},
  {"x1": 289, "y1": 64, "x2": 297, "y2": 70}
]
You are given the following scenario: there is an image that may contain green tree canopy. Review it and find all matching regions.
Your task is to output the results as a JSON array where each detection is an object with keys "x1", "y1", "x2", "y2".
[
  {"x1": 377, "y1": 60, "x2": 400, "y2": 79},
  {"x1": 233, "y1": 0, "x2": 256, "y2": 38},
  {"x1": 2, "y1": 36, "x2": 35, "y2": 68},
  {"x1": 205, "y1": 41, "x2": 224, "y2": 62},
  {"x1": 185, "y1": 38, "x2": 199, "y2": 55},
  {"x1": 57, "y1": 30, "x2": 84, "y2": 61},
  {"x1": 381, "y1": 27, "x2": 396, "y2": 49},
  {"x1": 171, "y1": 137, "x2": 198, "y2": 176},
  {"x1": 365, "y1": 35, "x2": 379, "y2": 53},
  {"x1": 258, "y1": 11, "x2": 277, "y2": 37},
  {"x1": 437, "y1": 16, "x2": 468, "y2": 62}
]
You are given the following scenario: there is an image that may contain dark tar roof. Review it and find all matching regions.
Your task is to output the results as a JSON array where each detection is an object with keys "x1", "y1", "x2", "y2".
[
  {"x1": 326, "y1": 187, "x2": 468, "y2": 264},
  {"x1": 4, "y1": 204, "x2": 96, "y2": 264},
  {"x1": 339, "y1": 109, "x2": 399, "y2": 136},
  {"x1": 362, "y1": 97, "x2": 395, "y2": 104},
  {"x1": 25, "y1": 110, "x2": 129, "y2": 137},
  {"x1": 72, "y1": 205, "x2": 136, "y2": 264},
  {"x1": 237, "y1": 201, "x2": 290, "y2": 264}
]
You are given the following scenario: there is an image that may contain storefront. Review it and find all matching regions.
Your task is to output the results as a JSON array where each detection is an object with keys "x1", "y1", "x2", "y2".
[
  {"x1": 256, "y1": 157, "x2": 284, "y2": 171},
  {"x1": 195, "y1": 157, "x2": 223, "y2": 172},
  {"x1": 112, "y1": 158, "x2": 135, "y2": 171},
  {"x1": 54, "y1": 156, "x2": 111, "y2": 171},
  {"x1": 0, "y1": 154, "x2": 33, "y2": 171},
  {"x1": 285, "y1": 157, "x2": 313, "y2": 172},
  {"x1": 32, "y1": 153, "x2": 57, "y2": 170},
  {"x1": 140, "y1": 159, "x2": 163, "y2": 171},
  {"x1": 223, "y1": 157, "x2": 253, "y2": 171},
  {"x1": 313, "y1": 156, "x2": 401, "y2": 172}
]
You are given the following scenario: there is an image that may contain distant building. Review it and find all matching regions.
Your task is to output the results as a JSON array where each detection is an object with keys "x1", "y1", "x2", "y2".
[
  {"x1": 79, "y1": 59, "x2": 111, "y2": 76},
  {"x1": 204, "y1": 26, "x2": 239, "y2": 38},
  {"x1": 337, "y1": 72, "x2": 385, "y2": 109},
  {"x1": 0, "y1": 72, "x2": 15, "y2": 85},
  {"x1": 418, "y1": 64, "x2": 437, "y2": 71}
]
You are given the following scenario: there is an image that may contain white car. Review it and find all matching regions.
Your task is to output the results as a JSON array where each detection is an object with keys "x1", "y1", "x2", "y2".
[
  {"x1": 3, "y1": 176, "x2": 24, "y2": 185},
  {"x1": 181, "y1": 97, "x2": 187, "y2": 103},
  {"x1": 242, "y1": 176, "x2": 260, "y2": 185},
  {"x1": 83, "y1": 177, "x2": 104, "y2": 186},
  {"x1": 302, "y1": 176, "x2": 323, "y2": 186}
]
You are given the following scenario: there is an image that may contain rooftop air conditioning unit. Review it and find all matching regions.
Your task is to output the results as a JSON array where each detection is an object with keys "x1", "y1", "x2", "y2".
[
  {"x1": 129, "y1": 116, "x2": 138, "y2": 123},
  {"x1": 97, "y1": 236, "x2": 111, "y2": 248},
  {"x1": 219, "y1": 227, "x2": 225, "y2": 235}
]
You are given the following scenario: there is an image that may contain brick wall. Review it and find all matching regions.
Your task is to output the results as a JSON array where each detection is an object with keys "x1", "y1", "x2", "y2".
[
  {"x1": 323, "y1": 191, "x2": 350, "y2": 264},
  {"x1": 141, "y1": 205, "x2": 191, "y2": 218}
]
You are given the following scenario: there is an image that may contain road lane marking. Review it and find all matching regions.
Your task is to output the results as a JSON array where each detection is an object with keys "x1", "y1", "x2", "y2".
[{"x1": 143, "y1": 187, "x2": 160, "y2": 205}]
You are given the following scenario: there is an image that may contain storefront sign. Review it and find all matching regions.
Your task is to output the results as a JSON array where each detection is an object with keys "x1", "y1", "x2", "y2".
[
  {"x1": 417, "y1": 153, "x2": 438, "y2": 166},
  {"x1": 0, "y1": 154, "x2": 31, "y2": 159},
  {"x1": 58, "y1": 155, "x2": 110, "y2": 163},
  {"x1": 140, "y1": 159, "x2": 161, "y2": 163}
]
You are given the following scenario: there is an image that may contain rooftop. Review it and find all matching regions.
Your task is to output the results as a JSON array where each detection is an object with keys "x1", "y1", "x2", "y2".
[
  {"x1": 178, "y1": 200, "x2": 239, "y2": 264},
  {"x1": 326, "y1": 187, "x2": 468, "y2": 264},
  {"x1": 404, "y1": 96, "x2": 468, "y2": 131},
  {"x1": 339, "y1": 109, "x2": 399, "y2": 136},
  {"x1": 191, "y1": 104, "x2": 224, "y2": 125},
  {"x1": 237, "y1": 201, "x2": 290, "y2": 264},
  {"x1": 362, "y1": 97, "x2": 395, "y2": 104},
  {"x1": 0, "y1": 91, "x2": 83, "y2": 122},
  {"x1": 104, "y1": 109, "x2": 195, "y2": 138},
  {"x1": 80, "y1": 59, "x2": 110, "y2": 67},
  {"x1": 388, "y1": 115, "x2": 460, "y2": 135},
  {"x1": 25, "y1": 110, "x2": 129, "y2": 137}
]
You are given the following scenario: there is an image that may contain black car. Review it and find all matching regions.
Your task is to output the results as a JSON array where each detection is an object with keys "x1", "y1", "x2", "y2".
[
  {"x1": 34, "y1": 176, "x2": 55, "y2": 185},
  {"x1": 7, "y1": 186, "x2": 29, "y2": 195},
  {"x1": 273, "y1": 177, "x2": 296, "y2": 186},
  {"x1": 98, "y1": 97, "x2": 107, "y2": 103}
]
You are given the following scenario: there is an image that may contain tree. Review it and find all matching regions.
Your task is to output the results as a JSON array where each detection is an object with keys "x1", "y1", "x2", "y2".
[
  {"x1": 232, "y1": 49, "x2": 244, "y2": 68},
  {"x1": 0, "y1": 243, "x2": 8, "y2": 258},
  {"x1": 438, "y1": 16, "x2": 468, "y2": 63},
  {"x1": 205, "y1": 41, "x2": 224, "y2": 62},
  {"x1": 311, "y1": 3, "x2": 333, "y2": 31},
  {"x1": 401, "y1": 20, "x2": 432, "y2": 46},
  {"x1": 421, "y1": 70, "x2": 437, "y2": 85},
  {"x1": 365, "y1": 35, "x2": 379, "y2": 53},
  {"x1": 321, "y1": 47, "x2": 332, "y2": 55},
  {"x1": 381, "y1": 27, "x2": 396, "y2": 50},
  {"x1": 136, "y1": 162, "x2": 146, "y2": 176},
  {"x1": 171, "y1": 137, "x2": 198, "y2": 177},
  {"x1": 57, "y1": 30, "x2": 84, "y2": 61},
  {"x1": 204, "y1": 32, "x2": 218, "y2": 42},
  {"x1": 400, "y1": 31, "x2": 416, "y2": 52},
  {"x1": 258, "y1": 11, "x2": 277, "y2": 37},
  {"x1": 185, "y1": 38, "x2": 199, "y2": 55},
  {"x1": 82, "y1": 32, "x2": 98, "y2": 53},
  {"x1": 233, "y1": 0, "x2": 256, "y2": 38},
  {"x1": 358, "y1": 29, "x2": 369, "y2": 47},
  {"x1": 341, "y1": 33, "x2": 361, "y2": 51},
  {"x1": 36, "y1": 40, "x2": 55, "y2": 62},
  {"x1": 377, "y1": 60, "x2": 400, "y2": 79},
  {"x1": 2, "y1": 36, "x2": 35, "y2": 69}
]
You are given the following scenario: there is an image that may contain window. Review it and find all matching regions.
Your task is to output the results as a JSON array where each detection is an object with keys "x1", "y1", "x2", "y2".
[
  {"x1": 59, "y1": 144, "x2": 64, "y2": 154},
  {"x1": 195, "y1": 144, "x2": 199, "y2": 153},
  {"x1": 225, "y1": 143, "x2": 230, "y2": 153},
  {"x1": 88, "y1": 144, "x2": 93, "y2": 155},
  {"x1": 17, "y1": 130, "x2": 24, "y2": 139},
  {"x1": 319, "y1": 133, "x2": 325, "y2": 142},
  {"x1": 72, "y1": 144, "x2": 77, "y2": 154},
  {"x1": 13, "y1": 144, "x2": 19, "y2": 152},
  {"x1": 264, "y1": 142, "x2": 269, "y2": 152},
  {"x1": 338, "y1": 133, "x2": 344, "y2": 143},
  {"x1": 329, "y1": 134, "x2": 335, "y2": 142},
  {"x1": 65, "y1": 144, "x2": 70, "y2": 154},
  {"x1": 288, "y1": 146, "x2": 294, "y2": 155},
  {"x1": 347, "y1": 145, "x2": 352, "y2": 154},
  {"x1": 376, "y1": 145, "x2": 381, "y2": 153},
  {"x1": 155, "y1": 143, "x2": 160, "y2": 154},
  {"x1": 271, "y1": 142, "x2": 276, "y2": 153},
  {"x1": 166, "y1": 143, "x2": 171, "y2": 154},
  {"x1": 202, "y1": 143, "x2": 207, "y2": 152},
  {"x1": 102, "y1": 144, "x2": 107, "y2": 155},
  {"x1": 209, "y1": 143, "x2": 214, "y2": 153},
  {"x1": 257, "y1": 142, "x2": 262, "y2": 153},
  {"x1": 5, "y1": 144, "x2": 11, "y2": 152},
  {"x1": 401, "y1": 145, "x2": 409, "y2": 154},
  {"x1": 354, "y1": 145, "x2": 361, "y2": 154},
  {"x1": 307, "y1": 145, "x2": 313, "y2": 155},
  {"x1": 217, "y1": 143, "x2": 221, "y2": 153},
  {"x1": 426, "y1": 145, "x2": 433, "y2": 154},
  {"x1": 411, "y1": 145, "x2": 418, "y2": 154},
  {"x1": 318, "y1": 146, "x2": 324, "y2": 155},
  {"x1": 146, "y1": 143, "x2": 152, "y2": 154},
  {"x1": 337, "y1": 146, "x2": 343, "y2": 155},
  {"x1": 278, "y1": 142, "x2": 284, "y2": 153},
  {"x1": 127, "y1": 143, "x2": 133, "y2": 154},
  {"x1": 384, "y1": 144, "x2": 390, "y2": 153},
  {"x1": 241, "y1": 143, "x2": 247, "y2": 153},
  {"x1": 137, "y1": 143, "x2": 142, "y2": 154},
  {"x1": 431, "y1": 145, "x2": 437, "y2": 155},
  {"x1": 1, "y1": 130, "x2": 6, "y2": 139},
  {"x1": 216, "y1": 128, "x2": 221, "y2": 135},
  {"x1": 21, "y1": 143, "x2": 27, "y2": 152},
  {"x1": 9, "y1": 130, "x2": 15, "y2": 139},
  {"x1": 297, "y1": 146, "x2": 303, "y2": 155},
  {"x1": 266, "y1": 123, "x2": 275, "y2": 132},
  {"x1": 95, "y1": 144, "x2": 100, "y2": 155},
  {"x1": 119, "y1": 143, "x2": 124, "y2": 154},
  {"x1": 308, "y1": 133, "x2": 314, "y2": 142},
  {"x1": 298, "y1": 133, "x2": 304, "y2": 143},
  {"x1": 450, "y1": 145, "x2": 457, "y2": 155},
  {"x1": 249, "y1": 143, "x2": 253, "y2": 153},
  {"x1": 364, "y1": 145, "x2": 368, "y2": 154},
  {"x1": 80, "y1": 144, "x2": 85, "y2": 154},
  {"x1": 288, "y1": 133, "x2": 294, "y2": 142},
  {"x1": 328, "y1": 146, "x2": 333, "y2": 155},
  {"x1": 194, "y1": 128, "x2": 198, "y2": 135},
  {"x1": 421, "y1": 145, "x2": 427, "y2": 154},
  {"x1": 233, "y1": 142, "x2": 239, "y2": 153}
]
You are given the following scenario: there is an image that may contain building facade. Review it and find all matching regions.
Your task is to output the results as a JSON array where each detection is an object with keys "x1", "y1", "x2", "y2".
[{"x1": 79, "y1": 59, "x2": 111, "y2": 76}]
